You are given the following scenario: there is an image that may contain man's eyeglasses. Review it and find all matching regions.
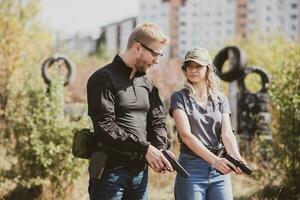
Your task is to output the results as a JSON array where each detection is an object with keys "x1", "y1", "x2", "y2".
[{"x1": 135, "y1": 40, "x2": 163, "y2": 57}]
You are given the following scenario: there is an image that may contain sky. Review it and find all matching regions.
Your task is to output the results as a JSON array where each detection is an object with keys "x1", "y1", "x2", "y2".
[{"x1": 40, "y1": 0, "x2": 139, "y2": 37}]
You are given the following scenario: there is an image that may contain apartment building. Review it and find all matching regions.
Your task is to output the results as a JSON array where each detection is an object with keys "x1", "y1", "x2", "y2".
[
  {"x1": 280, "y1": 0, "x2": 300, "y2": 41},
  {"x1": 99, "y1": 0, "x2": 300, "y2": 58},
  {"x1": 178, "y1": 0, "x2": 236, "y2": 57},
  {"x1": 236, "y1": 0, "x2": 300, "y2": 41},
  {"x1": 100, "y1": 17, "x2": 136, "y2": 58},
  {"x1": 138, "y1": 0, "x2": 171, "y2": 57},
  {"x1": 139, "y1": 0, "x2": 236, "y2": 58}
]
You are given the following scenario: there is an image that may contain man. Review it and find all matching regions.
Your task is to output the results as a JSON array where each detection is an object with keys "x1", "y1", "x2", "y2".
[{"x1": 87, "y1": 22, "x2": 173, "y2": 200}]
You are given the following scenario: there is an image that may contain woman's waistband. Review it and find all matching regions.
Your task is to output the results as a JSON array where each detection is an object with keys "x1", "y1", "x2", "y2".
[{"x1": 180, "y1": 144, "x2": 225, "y2": 157}]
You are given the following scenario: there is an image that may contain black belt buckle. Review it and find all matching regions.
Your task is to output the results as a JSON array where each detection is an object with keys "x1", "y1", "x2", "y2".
[
  {"x1": 207, "y1": 147, "x2": 218, "y2": 155},
  {"x1": 207, "y1": 145, "x2": 225, "y2": 157}
]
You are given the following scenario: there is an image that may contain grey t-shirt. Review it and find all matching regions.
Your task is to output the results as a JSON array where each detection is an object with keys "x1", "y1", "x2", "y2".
[{"x1": 169, "y1": 88, "x2": 231, "y2": 147}]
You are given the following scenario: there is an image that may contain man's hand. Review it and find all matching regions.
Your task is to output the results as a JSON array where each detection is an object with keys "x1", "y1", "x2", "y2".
[{"x1": 145, "y1": 145, "x2": 173, "y2": 173}]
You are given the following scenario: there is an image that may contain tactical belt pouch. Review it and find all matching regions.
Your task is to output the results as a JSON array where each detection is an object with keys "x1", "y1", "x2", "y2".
[
  {"x1": 72, "y1": 128, "x2": 145, "y2": 179},
  {"x1": 72, "y1": 128, "x2": 108, "y2": 179},
  {"x1": 72, "y1": 128, "x2": 99, "y2": 159}
]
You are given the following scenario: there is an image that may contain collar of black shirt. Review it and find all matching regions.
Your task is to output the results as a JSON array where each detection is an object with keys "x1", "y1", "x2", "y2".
[{"x1": 113, "y1": 55, "x2": 145, "y2": 78}]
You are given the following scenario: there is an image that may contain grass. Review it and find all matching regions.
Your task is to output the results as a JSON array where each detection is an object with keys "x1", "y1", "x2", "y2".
[{"x1": 2, "y1": 140, "x2": 292, "y2": 200}]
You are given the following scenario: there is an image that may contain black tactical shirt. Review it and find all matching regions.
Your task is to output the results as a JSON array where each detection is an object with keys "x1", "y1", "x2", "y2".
[{"x1": 87, "y1": 55, "x2": 169, "y2": 168}]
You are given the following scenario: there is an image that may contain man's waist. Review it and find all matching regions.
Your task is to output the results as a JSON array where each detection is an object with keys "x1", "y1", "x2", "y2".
[{"x1": 105, "y1": 154, "x2": 147, "y2": 170}]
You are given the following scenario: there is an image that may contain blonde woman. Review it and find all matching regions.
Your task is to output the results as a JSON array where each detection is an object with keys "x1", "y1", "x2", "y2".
[{"x1": 169, "y1": 47, "x2": 246, "y2": 200}]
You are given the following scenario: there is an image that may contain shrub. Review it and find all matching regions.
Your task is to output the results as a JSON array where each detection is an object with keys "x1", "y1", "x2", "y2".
[
  {"x1": 0, "y1": 0, "x2": 90, "y2": 198},
  {"x1": 5, "y1": 65, "x2": 90, "y2": 198},
  {"x1": 269, "y1": 45, "x2": 300, "y2": 199},
  {"x1": 230, "y1": 36, "x2": 300, "y2": 198}
]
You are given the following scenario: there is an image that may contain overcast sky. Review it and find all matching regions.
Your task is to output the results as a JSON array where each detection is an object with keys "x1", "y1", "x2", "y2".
[{"x1": 40, "y1": 0, "x2": 139, "y2": 37}]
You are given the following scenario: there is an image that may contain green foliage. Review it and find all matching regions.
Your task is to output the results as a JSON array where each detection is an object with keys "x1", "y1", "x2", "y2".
[
  {"x1": 0, "y1": 0, "x2": 90, "y2": 198},
  {"x1": 5, "y1": 65, "x2": 90, "y2": 197},
  {"x1": 0, "y1": 0, "x2": 53, "y2": 133},
  {"x1": 231, "y1": 36, "x2": 300, "y2": 198},
  {"x1": 95, "y1": 32, "x2": 108, "y2": 59},
  {"x1": 269, "y1": 46, "x2": 300, "y2": 198}
]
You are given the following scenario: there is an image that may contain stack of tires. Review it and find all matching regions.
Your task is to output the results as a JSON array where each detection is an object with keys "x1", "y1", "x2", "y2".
[{"x1": 213, "y1": 46, "x2": 271, "y2": 140}]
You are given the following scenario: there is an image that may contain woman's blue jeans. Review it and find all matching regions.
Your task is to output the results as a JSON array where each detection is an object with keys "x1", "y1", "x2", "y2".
[
  {"x1": 174, "y1": 153, "x2": 233, "y2": 200},
  {"x1": 89, "y1": 167, "x2": 148, "y2": 200}
]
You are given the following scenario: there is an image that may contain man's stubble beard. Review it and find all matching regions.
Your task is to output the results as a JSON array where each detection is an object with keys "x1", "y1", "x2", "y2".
[{"x1": 135, "y1": 57, "x2": 150, "y2": 74}]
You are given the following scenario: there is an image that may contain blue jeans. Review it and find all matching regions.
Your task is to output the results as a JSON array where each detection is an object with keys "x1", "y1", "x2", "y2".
[
  {"x1": 89, "y1": 167, "x2": 148, "y2": 200},
  {"x1": 174, "y1": 153, "x2": 233, "y2": 200}
]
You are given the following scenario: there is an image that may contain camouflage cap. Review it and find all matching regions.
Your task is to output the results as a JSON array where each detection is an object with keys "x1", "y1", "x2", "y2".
[{"x1": 183, "y1": 47, "x2": 212, "y2": 67}]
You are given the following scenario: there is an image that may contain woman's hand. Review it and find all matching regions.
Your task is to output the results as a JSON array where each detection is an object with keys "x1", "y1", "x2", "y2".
[
  {"x1": 235, "y1": 157, "x2": 247, "y2": 175},
  {"x1": 213, "y1": 157, "x2": 236, "y2": 175}
]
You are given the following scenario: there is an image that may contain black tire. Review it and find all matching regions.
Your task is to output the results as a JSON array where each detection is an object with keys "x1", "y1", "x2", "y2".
[
  {"x1": 238, "y1": 66, "x2": 269, "y2": 93},
  {"x1": 41, "y1": 54, "x2": 75, "y2": 86},
  {"x1": 213, "y1": 46, "x2": 247, "y2": 82}
]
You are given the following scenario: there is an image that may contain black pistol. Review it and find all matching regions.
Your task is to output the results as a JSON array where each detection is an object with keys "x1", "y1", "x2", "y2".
[
  {"x1": 225, "y1": 154, "x2": 253, "y2": 175},
  {"x1": 162, "y1": 150, "x2": 190, "y2": 178}
]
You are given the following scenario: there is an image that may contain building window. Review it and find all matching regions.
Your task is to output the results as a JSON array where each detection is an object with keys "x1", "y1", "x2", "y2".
[
  {"x1": 291, "y1": 3, "x2": 297, "y2": 9},
  {"x1": 291, "y1": 14, "x2": 297, "y2": 19},
  {"x1": 291, "y1": 24, "x2": 296, "y2": 31},
  {"x1": 239, "y1": 13, "x2": 246, "y2": 18},
  {"x1": 239, "y1": 4, "x2": 247, "y2": 9},
  {"x1": 240, "y1": 23, "x2": 246, "y2": 28}
]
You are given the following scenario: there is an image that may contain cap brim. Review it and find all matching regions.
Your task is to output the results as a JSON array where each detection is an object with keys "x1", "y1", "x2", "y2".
[{"x1": 183, "y1": 58, "x2": 210, "y2": 67}]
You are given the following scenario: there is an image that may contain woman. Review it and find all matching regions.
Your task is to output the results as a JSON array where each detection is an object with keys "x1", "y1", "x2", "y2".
[{"x1": 169, "y1": 47, "x2": 246, "y2": 200}]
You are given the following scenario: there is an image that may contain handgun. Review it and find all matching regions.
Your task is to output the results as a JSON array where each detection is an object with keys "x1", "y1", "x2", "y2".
[
  {"x1": 224, "y1": 154, "x2": 253, "y2": 175},
  {"x1": 162, "y1": 150, "x2": 190, "y2": 178}
]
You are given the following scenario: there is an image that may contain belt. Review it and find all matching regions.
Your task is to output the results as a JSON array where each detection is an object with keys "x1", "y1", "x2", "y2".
[
  {"x1": 105, "y1": 162, "x2": 147, "y2": 171},
  {"x1": 180, "y1": 144, "x2": 226, "y2": 157}
]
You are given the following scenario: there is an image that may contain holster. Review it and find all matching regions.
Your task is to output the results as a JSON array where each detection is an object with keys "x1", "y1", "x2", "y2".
[{"x1": 88, "y1": 150, "x2": 108, "y2": 179}]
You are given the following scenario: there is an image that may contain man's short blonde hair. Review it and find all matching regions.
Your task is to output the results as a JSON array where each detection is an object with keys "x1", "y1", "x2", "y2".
[{"x1": 127, "y1": 22, "x2": 169, "y2": 49}]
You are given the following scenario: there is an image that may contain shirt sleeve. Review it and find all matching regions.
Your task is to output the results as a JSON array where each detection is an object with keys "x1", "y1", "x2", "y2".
[
  {"x1": 219, "y1": 94, "x2": 231, "y2": 115},
  {"x1": 87, "y1": 74, "x2": 150, "y2": 156},
  {"x1": 146, "y1": 87, "x2": 170, "y2": 150},
  {"x1": 169, "y1": 91, "x2": 185, "y2": 118}
]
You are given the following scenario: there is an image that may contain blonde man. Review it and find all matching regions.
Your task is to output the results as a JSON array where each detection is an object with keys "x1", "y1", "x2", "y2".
[{"x1": 87, "y1": 22, "x2": 173, "y2": 200}]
